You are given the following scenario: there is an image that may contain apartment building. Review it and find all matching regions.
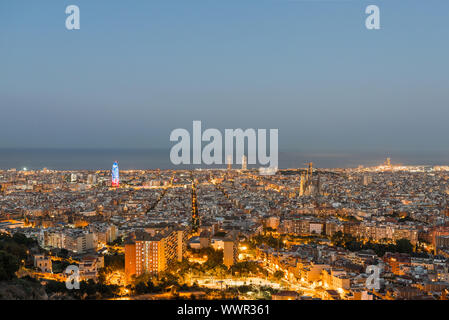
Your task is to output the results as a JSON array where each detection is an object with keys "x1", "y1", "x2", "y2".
[
  {"x1": 125, "y1": 228, "x2": 188, "y2": 281},
  {"x1": 223, "y1": 237, "x2": 238, "y2": 268}
]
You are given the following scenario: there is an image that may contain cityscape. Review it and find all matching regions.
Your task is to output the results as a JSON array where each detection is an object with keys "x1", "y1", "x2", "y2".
[
  {"x1": 1, "y1": 158, "x2": 449, "y2": 300},
  {"x1": 2, "y1": 1, "x2": 449, "y2": 311}
]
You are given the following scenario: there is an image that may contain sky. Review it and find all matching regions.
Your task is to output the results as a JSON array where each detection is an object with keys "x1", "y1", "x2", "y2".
[{"x1": 1, "y1": 0, "x2": 449, "y2": 154}]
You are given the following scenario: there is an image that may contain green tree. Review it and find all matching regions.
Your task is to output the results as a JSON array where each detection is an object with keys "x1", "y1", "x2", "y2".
[
  {"x1": 0, "y1": 250, "x2": 19, "y2": 280},
  {"x1": 104, "y1": 253, "x2": 125, "y2": 270},
  {"x1": 273, "y1": 270, "x2": 285, "y2": 280}
]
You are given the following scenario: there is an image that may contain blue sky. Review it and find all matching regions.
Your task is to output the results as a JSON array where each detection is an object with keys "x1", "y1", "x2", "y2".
[{"x1": 1, "y1": 0, "x2": 448, "y2": 153}]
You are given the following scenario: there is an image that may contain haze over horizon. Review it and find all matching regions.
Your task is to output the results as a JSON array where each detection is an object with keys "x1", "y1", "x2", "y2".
[
  {"x1": 1, "y1": 0, "x2": 449, "y2": 154},
  {"x1": 1, "y1": 148, "x2": 449, "y2": 171}
]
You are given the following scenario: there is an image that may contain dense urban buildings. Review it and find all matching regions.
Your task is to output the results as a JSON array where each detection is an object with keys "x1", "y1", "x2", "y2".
[{"x1": 1, "y1": 159, "x2": 449, "y2": 300}]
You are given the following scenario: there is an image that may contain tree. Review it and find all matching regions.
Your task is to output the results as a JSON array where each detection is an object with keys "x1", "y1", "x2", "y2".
[
  {"x1": 395, "y1": 239, "x2": 413, "y2": 254},
  {"x1": 230, "y1": 261, "x2": 262, "y2": 276},
  {"x1": 109, "y1": 237, "x2": 124, "y2": 246},
  {"x1": 12, "y1": 233, "x2": 36, "y2": 246},
  {"x1": 237, "y1": 285, "x2": 253, "y2": 294},
  {"x1": 104, "y1": 253, "x2": 125, "y2": 270},
  {"x1": 0, "y1": 250, "x2": 19, "y2": 281},
  {"x1": 211, "y1": 264, "x2": 228, "y2": 278},
  {"x1": 273, "y1": 270, "x2": 285, "y2": 280},
  {"x1": 59, "y1": 248, "x2": 69, "y2": 259},
  {"x1": 204, "y1": 249, "x2": 223, "y2": 269}
]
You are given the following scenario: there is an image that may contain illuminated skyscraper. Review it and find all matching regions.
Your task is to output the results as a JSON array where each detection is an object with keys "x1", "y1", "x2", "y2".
[{"x1": 112, "y1": 161, "x2": 119, "y2": 187}]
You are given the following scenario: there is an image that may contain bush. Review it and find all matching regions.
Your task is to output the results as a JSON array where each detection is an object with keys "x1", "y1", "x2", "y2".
[
  {"x1": 273, "y1": 270, "x2": 285, "y2": 280},
  {"x1": 0, "y1": 250, "x2": 19, "y2": 281}
]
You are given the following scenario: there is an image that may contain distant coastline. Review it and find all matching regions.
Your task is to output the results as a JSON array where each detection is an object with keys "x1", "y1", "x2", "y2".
[{"x1": 0, "y1": 148, "x2": 449, "y2": 171}]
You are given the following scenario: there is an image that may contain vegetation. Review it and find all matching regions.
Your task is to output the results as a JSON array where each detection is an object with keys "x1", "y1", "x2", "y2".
[
  {"x1": 45, "y1": 279, "x2": 120, "y2": 299},
  {"x1": 108, "y1": 237, "x2": 124, "y2": 246},
  {"x1": 227, "y1": 284, "x2": 279, "y2": 299},
  {"x1": 51, "y1": 260, "x2": 71, "y2": 274},
  {"x1": 229, "y1": 261, "x2": 266, "y2": 277},
  {"x1": 104, "y1": 253, "x2": 124, "y2": 270},
  {"x1": 186, "y1": 247, "x2": 227, "y2": 274},
  {"x1": 0, "y1": 250, "x2": 19, "y2": 281},
  {"x1": 55, "y1": 248, "x2": 69, "y2": 259},
  {"x1": 331, "y1": 231, "x2": 415, "y2": 256},
  {"x1": 273, "y1": 270, "x2": 285, "y2": 280},
  {"x1": 98, "y1": 253, "x2": 125, "y2": 284},
  {"x1": 130, "y1": 271, "x2": 201, "y2": 295},
  {"x1": 0, "y1": 232, "x2": 37, "y2": 280},
  {"x1": 0, "y1": 233, "x2": 121, "y2": 299},
  {"x1": 252, "y1": 234, "x2": 285, "y2": 249}
]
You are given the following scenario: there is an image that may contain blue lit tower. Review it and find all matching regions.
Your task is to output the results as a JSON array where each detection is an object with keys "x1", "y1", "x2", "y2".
[{"x1": 112, "y1": 161, "x2": 119, "y2": 187}]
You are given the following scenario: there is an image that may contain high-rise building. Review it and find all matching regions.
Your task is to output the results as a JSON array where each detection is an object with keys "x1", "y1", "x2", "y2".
[
  {"x1": 223, "y1": 236, "x2": 238, "y2": 267},
  {"x1": 112, "y1": 161, "x2": 119, "y2": 187},
  {"x1": 227, "y1": 155, "x2": 232, "y2": 170},
  {"x1": 176, "y1": 229, "x2": 190, "y2": 262},
  {"x1": 125, "y1": 228, "x2": 188, "y2": 281},
  {"x1": 242, "y1": 155, "x2": 247, "y2": 170}
]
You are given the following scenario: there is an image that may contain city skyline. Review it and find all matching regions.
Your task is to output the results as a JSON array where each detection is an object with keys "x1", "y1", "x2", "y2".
[
  {"x1": 3, "y1": 148, "x2": 449, "y2": 171},
  {"x1": 1, "y1": 0, "x2": 449, "y2": 305},
  {"x1": 1, "y1": 164, "x2": 449, "y2": 301}
]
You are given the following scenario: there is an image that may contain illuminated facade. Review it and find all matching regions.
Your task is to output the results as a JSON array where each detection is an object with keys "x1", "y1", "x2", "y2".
[
  {"x1": 112, "y1": 161, "x2": 119, "y2": 187},
  {"x1": 223, "y1": 237, "x2": 238, "y2": 267},
  {"x1": 125, "y1": 228, "x2": 188, "y2": 281}
]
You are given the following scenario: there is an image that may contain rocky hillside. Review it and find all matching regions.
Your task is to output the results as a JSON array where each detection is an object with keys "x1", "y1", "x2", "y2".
[{"x1": 0, "y1": 279, "x2": 48, "y2": 300}]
